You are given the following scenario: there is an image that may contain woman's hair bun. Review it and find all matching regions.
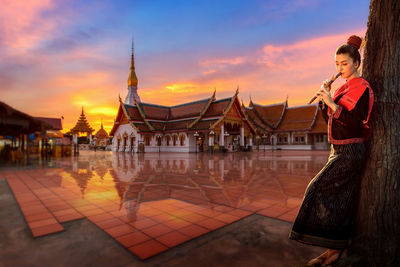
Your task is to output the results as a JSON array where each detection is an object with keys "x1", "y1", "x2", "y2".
[{"x1": 347, "y1": 35, "x2": 362, "y2": 50}]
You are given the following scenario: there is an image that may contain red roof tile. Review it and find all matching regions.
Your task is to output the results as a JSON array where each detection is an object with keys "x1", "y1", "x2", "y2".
[
  {"x1": 169, "y1": 99, "x2": 210, "y2": 119},
  {"x1": 309, "y1": 109, "x2": 327, "y2": 133},
  {"x1": 124, "y1": 105, "x2": 144, "y2": 122},
  {"x1": 202, "y1": 98, "x2": 231, "y2": 118},
  {"x1": 244, "y1": 107, "x2": 273, "y2": 131},
  {"x1": 35, "y1": 117, "x2": 63, "y2": 130},
  {"x1": 252, "y1": 101, "x2": 286, "y2": 128},
  {"x1": 276, "y1": 105, "x2": 318, "y2": 131},
  {"x1": 139, "y1": 104, "x2": 170, "y2": 120}
]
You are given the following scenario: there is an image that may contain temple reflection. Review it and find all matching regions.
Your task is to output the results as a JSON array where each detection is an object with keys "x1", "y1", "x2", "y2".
[{"x1": 58, "y1": 151, "x2": 329, "y2": 222}]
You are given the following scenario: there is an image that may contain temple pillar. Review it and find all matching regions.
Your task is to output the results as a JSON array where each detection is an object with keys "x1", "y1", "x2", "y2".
[
  {"x1": 220, "y1": 125, "x2": 225, "y2": 147},
  {"x1": 240, "y1": 127, "x2": 244, "y2": 146}
]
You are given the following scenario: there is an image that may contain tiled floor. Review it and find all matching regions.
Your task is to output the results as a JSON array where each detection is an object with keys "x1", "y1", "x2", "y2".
[{"x1": 2, "y1": 150, "x2": 329, "y2": 260}]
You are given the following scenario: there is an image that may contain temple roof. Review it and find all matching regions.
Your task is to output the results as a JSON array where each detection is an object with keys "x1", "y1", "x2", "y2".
[
  {"x1": 309, "y1": 109, "x2": 328, "y2": 133},
  {"x1": 35, "y1": 117, "x2": 63, "y2": 130},
  {"x1": 250, "y1": 100, "x2": 286, "y2": 129},
  {"x1": 243, "y1": 106, "x2": 273, "y2": 132},
  {"x1": 275, "y1": 104, "x2": 319, "y2": 131},
  {"x1": 70, "y1": 107, "x2": 94, "y2": 133},
  {"x1": 95, "y1": 122, "x2": 109, "y2": 139}
]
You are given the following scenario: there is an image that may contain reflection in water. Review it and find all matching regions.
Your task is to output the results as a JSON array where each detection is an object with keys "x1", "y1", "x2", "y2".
[{"x1": 59, "y1": 151, "x2": 329, "y2": 222}]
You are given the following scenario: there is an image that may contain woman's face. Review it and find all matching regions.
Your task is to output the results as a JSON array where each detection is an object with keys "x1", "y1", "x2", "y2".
[{"x1": 335, "y1": 53, "x2": 359, "y2": 80}]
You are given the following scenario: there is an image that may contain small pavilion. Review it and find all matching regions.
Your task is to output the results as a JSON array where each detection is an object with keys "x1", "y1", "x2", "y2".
[
  {"x1": 70, "y1": 107, "x2": 94, "y2": 154},
  {"x1": 94, "y1": 121, "x2": 109, "y2": 147}
]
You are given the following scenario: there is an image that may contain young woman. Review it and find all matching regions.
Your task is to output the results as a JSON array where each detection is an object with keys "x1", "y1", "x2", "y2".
[{"x1": 289, "y1": 35, "x2": 374, "y2": 266}]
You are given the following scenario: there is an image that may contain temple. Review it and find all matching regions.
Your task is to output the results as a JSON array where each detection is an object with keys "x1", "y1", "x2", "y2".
[
  {"x1": 70, "y1": 107, "x2": 95, "y2": 136},
  {"x1": 110, "y1": 47, "x2": 329, "y2": 152}
]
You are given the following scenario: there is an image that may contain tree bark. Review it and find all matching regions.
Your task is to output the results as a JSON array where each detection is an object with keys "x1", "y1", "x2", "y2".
[{"x1": 340, "y1": 0, "x2": 400, "y2": 266}]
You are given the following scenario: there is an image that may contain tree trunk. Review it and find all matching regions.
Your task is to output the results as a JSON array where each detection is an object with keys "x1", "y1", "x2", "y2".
[{"x1": 341, "y1": 0, "x2": 400, "y2": 266}]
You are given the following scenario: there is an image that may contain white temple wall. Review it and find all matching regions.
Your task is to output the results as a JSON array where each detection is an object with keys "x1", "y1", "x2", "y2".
[{"x1": 112, "y1": 124, "x2": 140, "y2": 152}]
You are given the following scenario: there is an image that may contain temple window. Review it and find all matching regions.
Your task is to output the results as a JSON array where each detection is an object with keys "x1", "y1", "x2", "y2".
[
  {"x1": 173, "y1": 135, "x2": 177, "y2": 146},
  {"x1": 166, "y1": 135, "x2": 171, "y2": 146}
]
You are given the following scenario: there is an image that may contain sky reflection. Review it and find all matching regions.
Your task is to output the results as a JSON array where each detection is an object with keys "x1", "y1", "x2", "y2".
[{"x1": 60, "y1": 151, "x2": 329, "y2": 219}]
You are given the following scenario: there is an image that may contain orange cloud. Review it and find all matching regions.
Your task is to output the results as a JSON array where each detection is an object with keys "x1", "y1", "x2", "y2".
[{"x1": 1, "y1": 0, "x2": 56, "y2": 53}]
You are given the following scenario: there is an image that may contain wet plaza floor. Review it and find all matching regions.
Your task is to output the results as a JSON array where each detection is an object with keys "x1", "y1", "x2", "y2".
[{"x1": 1, "y1": 150, "x2": 330, "y2": 261}]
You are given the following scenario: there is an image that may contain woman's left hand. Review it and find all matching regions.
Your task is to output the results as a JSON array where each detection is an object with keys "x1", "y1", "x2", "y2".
[{"x1": 316, "y1": 86, "x2": 338, "y2": 112}]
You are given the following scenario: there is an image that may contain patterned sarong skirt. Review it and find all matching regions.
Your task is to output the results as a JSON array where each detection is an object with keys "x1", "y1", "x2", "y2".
[{"x1": 289, "y1": 143, "x2": 366, "y2": 249}]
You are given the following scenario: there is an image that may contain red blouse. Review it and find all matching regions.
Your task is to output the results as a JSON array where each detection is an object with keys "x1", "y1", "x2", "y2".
[{"x1": 319, "y1": 77, "x2": 374, "y2": 145}]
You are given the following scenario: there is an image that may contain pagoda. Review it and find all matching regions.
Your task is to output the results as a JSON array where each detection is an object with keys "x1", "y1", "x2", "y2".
[
  {"x1": 94, "y1": 121, "x2": 109, "y2": 147},
  {"x1": 70, "y1": 107, "x2": 94, "y2": 136},
  {"x1": 124, "y1": 40, "x2": 141, "y2": 105}
]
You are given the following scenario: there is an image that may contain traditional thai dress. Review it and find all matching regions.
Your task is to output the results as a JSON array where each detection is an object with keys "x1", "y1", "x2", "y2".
[{"x1": 289, "y1": 77, "x2": 374, "y2": 249}]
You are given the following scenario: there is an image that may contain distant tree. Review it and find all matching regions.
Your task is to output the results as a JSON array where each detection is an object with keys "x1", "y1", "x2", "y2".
[{"x1": 341, "y1": 0, "x2": 400, "y2": 266}]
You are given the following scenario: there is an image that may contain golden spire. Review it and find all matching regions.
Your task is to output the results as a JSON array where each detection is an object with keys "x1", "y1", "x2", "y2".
[{"x1": 127, "y1": 38, "x2": 138, "y2": 87}]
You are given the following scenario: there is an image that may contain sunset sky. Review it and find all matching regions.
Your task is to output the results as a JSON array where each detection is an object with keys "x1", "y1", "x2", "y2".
[{"x1": 0, "y1": 0, "x2": 370, "y2": 133}]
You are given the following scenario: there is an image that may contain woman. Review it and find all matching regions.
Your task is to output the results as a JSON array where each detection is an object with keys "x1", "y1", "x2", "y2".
[{"x1": 289, "y1": 35, "x2": 374, "y2": 266}]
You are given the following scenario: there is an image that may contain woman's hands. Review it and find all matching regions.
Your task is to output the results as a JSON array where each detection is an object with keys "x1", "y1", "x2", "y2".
[{"x1": 316, "y1": 75, "x2": 338, "y2": 113}]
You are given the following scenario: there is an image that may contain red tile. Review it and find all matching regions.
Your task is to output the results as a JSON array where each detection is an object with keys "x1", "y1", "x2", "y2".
[
  {"x1": 257, "y1": 205, "x2": 291, "y2": 218},
  {"x1": 104, "y1": 224, "x2": 136, "y2": 238},
  {"x1": 141, "y1": 224, "x2": 173, "y2": 238},
  {"x1": 79, "y1": 208, "x2": 104, "y2": 217},
  {"x1": 56, "y1": 213, "x2": 84, "y2": 223},
  {"x1": 25, "y1": 212, "x2": 54, "y2": 222},
  {"x1": 28, "y1": 218, "x2": 58, "y2": 228},
  {"x1": 156, "y1": 231, "x2": 190, "y2": 248},
  {"x1": 129, "y1": 218, "x2": 158, "y2": 230},
  {"x1": 196, "y1": 218, "x2": 226, "y2": 230},
  {"x1": 87, "y1": 213, "x2": 114, "y2": 223},
  {"x1": 180, "y1": 213, "x2": 208, "y2": 223},
  {"x1": 31, "y1": 223, "x2": 64, "y2": 237},
  {"x1": 227, "y1": 209, "x2": 252, "y2": 218},
  {"x1": 277, "y1": 212, "x2": 296, "y2": 223},
  {"x1": 162, "y1": 218, "x2": 192, "y2": 230},
  {"x1": 128, "y1": 239, "x2": 168, "y2": 260},
  {"x1": 95, "y1": 218, "x2": 125, "y2": 229},
  {"x1": 150, "y1": 213, "x2": 175, "y2": 223},
  {"x1": 178, "y1": 224, "x2": 209, "y2": 238},
  {"x1": 116, "y1": 231, "x2": 150, "y2": 248},
  {"x1": 52, "y1": 208, "x2": 78, "y2": 217},
  {"x1": 214, "y1": 213, "x2": 240, "y2": 224},
  {"x1": 194, "y1": 209, "x2": 221, "y2": 218},
  {"x1": 214, "y1": 205, "x2": 234, "y2": 213}
]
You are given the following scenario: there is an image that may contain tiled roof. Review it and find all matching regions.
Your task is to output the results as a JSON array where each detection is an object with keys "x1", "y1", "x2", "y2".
[
  {"x1": 202, "y1": 98, "x2": 231, "y2": 118},
  {"x1": 165, "y1": 119, "x2": 195, "y2": 131},
  {"x1": 169, "y1": 99, "x2": 211, "y2": 119},
  {"x1": 251, "y1": 101, "x2": 286, "y2": 128},
  {"x1": 124, "y1": 105, "x2": 144, "y2": 121},
  {"x1": 139, "y1": 103, "x2": 169, "y2": 120},
  {"x1": 35, "y1": 117, "x2": 63, "y2": 130},
  {"x1": 276, "y1": 104, "x2": 318, "y2": 131},
  {"x1": 309, "y1": 109, "x2": 327, "y2": 133},
  {"x1": 244, "y1": 107, "x2": 273, "y2": 131},
  {"x1": 137, "y1": 98, "x2": 212, "y2": 121}
]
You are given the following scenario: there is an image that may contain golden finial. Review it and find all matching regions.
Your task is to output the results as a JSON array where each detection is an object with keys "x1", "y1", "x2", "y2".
[{"x1": 128, "y1": 38, "x2": 138, "y2": 87}]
